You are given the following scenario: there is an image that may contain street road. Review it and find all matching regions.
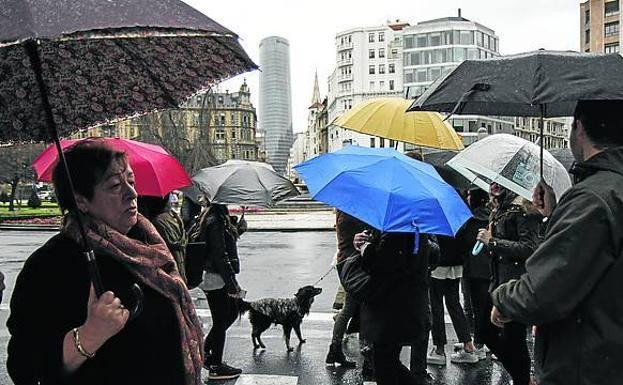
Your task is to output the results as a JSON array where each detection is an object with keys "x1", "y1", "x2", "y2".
[{"x1": 0, "y1": 230, "x2": 513, "y2": 385}]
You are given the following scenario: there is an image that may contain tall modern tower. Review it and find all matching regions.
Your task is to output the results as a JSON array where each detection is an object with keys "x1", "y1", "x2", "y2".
[{"x1": 259, "y1": 36, "x2": 293, "y2": 175}]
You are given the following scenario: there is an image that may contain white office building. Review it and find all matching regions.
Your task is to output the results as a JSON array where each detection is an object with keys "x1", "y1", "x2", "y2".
[{"x1": 327, "y1": 21, "x2": 410, "y2": 152}]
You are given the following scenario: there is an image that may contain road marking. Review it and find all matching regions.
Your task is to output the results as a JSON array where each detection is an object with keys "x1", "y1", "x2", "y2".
[{"x1": 234, "y1": 374, "x2": 298, "y2": 385}]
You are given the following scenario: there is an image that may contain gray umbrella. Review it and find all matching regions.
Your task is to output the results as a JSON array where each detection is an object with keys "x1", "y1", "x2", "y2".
[
  {"x1": 408, "y1": 50, "x2": 623, "y2": 177},
  {"x1": 193, "y1": 160, "x2": 300, "y2": 208},
  {"x1": 548, "y1": 147, "x2": 575, "y2": 172}
]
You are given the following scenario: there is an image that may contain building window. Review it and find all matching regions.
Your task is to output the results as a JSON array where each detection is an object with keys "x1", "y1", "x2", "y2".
[
  {"x1": 219, "y1": 114, "x2": 225, "y2": 126},
  {"x1": 429, "y1": 32, "x2": 441, "y2": 46},
  {"x1": 379, "y1": 81, "x2": 385, "y2": 90},
  {"x1": 370, "y1": 138, "x2": 376, "y2": 147},
  {"x1": 380, "y1": 138, "x2": 385, "y2": 147},
  {"x1": 389, "y1": 63, "x2": 395, "y2": 73},
  {"x1": 379, "y1": 48, "x2": 385, "y2": 58},
  {"x1": 369, "y1": 81, "x2": 375, "y2": 91},
  {"x1": 389, "y1": 80, "x2": 395, "y2": 91},
  {"x1": 605, "y1": 21, "x2": 619, "y2": 36},
  {"x1": 416, "y1": 34, "x2": 427, "y2": 48},
  {"x1": 369, "y1": 65, "x2": 375, "y2": 74},
  {"x1": 585, "y1": 29, "x2": 591, "y2": 44},
  {"x1": 391, "y1": 48, "x2": 398, "y2": 58},
  {"x1": 605, "y1": 1, "x2": 620, "y2": 17},
  {"x1": 348, "y1": 99, "x2": 353, "y2": 109},
  {"x1": 369, "y1": 49, "x2": 375, "y2": 59},
  {"x1": 389, "y1": 139, "x2": 395, "y2": 148},
  {"x1": 379, "y1": 32, "x2": 385, "y2": 42},
  {"x1": 605, "y1": 43, "x2": 620, "y2": 53},
  {"x1": 584, "y1": 9, "x2": 590, "y2": 25},
  {"x1": 368, "y1": 33, "x2": 375, "y2": 43},
  {"x1": 459, "y1": 30, "x2": 474, "y2": 45},
  {"x1": 216, "y1": 129, "x2": 225, "y2": 140},
  {"x1": 232, "y1": 129, "x2": 236, "y2": 139},
  {"x1": 379, "y1": 64, "x2": 385, "y2": 74}
]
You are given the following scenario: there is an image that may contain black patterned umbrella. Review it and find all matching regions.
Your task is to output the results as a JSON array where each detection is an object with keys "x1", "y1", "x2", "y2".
[{"x1": 0, "y1": 0, "x2": 256, "y2": 302}]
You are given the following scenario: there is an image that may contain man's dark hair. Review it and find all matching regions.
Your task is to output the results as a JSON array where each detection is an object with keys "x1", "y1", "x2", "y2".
[
  {"x1": 574, "y1": 100, "x2": 623, "y2": 148},
  {"x1": 52, "y1": 139, "x2": 127, "y2": 213},
  {"x1": 137, "y1": 195, "x2": 169, "y2": 220}
]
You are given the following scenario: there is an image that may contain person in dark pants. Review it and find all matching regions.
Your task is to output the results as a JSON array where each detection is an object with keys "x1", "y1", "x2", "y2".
[
  {"x1": 476, "y1": 183, "x2": 541, "y2": 385},
  {"x1": 428, "y1": 235, "x2": 478, "y2": 365},
  {"x1": 197, "y1": 204, "x2": 247, "y2": 380},
  {"x1": 326, "y1": 211, "x2": 367, "y2": 370},
  {"x1": 351, "y1": 230, "x2": 431, "y2": 385},
  {"x1": 460, "y1": 188, "x2": 491, "y2": 358}
]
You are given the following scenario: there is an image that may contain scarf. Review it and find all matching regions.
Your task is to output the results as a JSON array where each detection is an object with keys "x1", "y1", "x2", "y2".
[{"x1": 62, "y1": 213, "x2": 203, "y2": 385}]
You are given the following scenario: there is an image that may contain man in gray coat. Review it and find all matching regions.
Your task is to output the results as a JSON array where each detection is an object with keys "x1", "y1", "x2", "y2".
[{"x1": 491, "y1": 100, "x2": 623, "y2": 385}]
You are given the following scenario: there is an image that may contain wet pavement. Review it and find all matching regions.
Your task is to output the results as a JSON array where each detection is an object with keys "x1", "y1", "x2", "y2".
[{"x1": 0, "y1": 230, "x2": 515, "y2": 385}]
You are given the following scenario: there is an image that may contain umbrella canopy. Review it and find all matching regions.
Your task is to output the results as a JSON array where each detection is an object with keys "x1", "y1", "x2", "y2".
[
  {"x1": 0, "y1": 0, "x2": 257, "y2": 142},
  {"x1": 193, "y1": 160, "x2": 300, "y2": 208},
  {"x1": 294, "y1": 146, "x2": 472, "y2": 236},
  {"x1": 32, "y1": 138, "x2": 192, "y2": 197},
  {"x1": 332, "y1": 98, "x2": 464, "y2": 151},
  {"x1": 422, "y1": 151, "x2": 473, "y2": 190},
  {"x1": 447, "y1": 134, "x2": 572, "y2": 201},
  {"x1": 548, "y1": 147, "x2": 575, "y2": 171},
  {"x1": 409, "y1": 50, "x2": 623, "y2": 117}
]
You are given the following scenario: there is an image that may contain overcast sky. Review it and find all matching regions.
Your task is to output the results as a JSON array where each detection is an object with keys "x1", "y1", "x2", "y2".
[{"x1": 185, "y1": 0, "x2": 580, "y2": 133}]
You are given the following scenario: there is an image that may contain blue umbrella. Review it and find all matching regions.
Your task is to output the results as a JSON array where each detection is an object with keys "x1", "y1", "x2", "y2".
[{"x1": 294, "y1": 146, "x2": 472, "y2": 236}]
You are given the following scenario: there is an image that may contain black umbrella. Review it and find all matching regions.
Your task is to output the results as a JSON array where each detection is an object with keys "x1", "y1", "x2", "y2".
[
  {"x1": 409, "y1": 50, "x2": 623, "y2": 178},
  {"x1": 421, "y1": 150, "x2": 473, "y2": 190},
  {"x1": 0, "y1": 0, "x2": 256, "y2": 310}
]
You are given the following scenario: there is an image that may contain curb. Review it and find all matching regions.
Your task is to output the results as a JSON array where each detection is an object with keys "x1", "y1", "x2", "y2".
[{"x1": 0, "y1": 225, "x2": 336, "y2": 232}]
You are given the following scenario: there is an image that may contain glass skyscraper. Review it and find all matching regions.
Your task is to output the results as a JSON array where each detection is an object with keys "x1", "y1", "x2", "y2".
[{"x1": 259, "y1": 36, "x2": 293, "y2": 175}]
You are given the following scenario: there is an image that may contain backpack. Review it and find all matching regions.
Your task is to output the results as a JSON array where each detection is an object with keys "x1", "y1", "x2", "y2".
[{"x1": 184, "y1": 208, "x2": 211, "y2": 289}]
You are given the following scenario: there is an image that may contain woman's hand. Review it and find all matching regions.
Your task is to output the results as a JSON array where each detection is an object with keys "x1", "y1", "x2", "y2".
[
  {"x1": 63, "y1": 285, "x2": 129, "y2": 373},
  {"x1": 80, "y1": 285, "x2": 129, "y2": 351},
  {"x1": 476, "y1": 228, "x2": 492, "y2": 245}
]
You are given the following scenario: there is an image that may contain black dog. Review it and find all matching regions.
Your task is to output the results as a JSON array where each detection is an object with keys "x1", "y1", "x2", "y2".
[{"x1": 239, "y1": 286, "x2": 322, "y2": 351}]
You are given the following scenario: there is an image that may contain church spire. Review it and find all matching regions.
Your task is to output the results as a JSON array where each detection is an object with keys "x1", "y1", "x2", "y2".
[{"x1": 309, "y1": 70, "x2": 321, "y2": 109}]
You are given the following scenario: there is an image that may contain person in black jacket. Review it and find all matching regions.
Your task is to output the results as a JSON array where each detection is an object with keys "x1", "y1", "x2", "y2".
[
  {"x1": 6, "y1": 140, "x2": 203, "y2": 385},
  {"x1": 476, "y1": 182, "x2": 541, "y2": 385},
  {"x1": 459, "y1": 188, "x2": 491, "y2": 358},
  {"x1": 351, "y1": 229, "x2": 430, "y2": 385},
  {"x1": 198, "y1": 203, "x2": 246, "y2": 380}
]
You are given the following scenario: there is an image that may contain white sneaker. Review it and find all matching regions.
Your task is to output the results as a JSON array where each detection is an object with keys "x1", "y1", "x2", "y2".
[
  {"x1": 475, "y1": 346, "x2": 487, "y2": 360},
  {"x1": 490, "y1": 353, "x2": 498, "y2": 360},
  {"x1": 426, "y1": 348, "x2": 446, "y2": 366},
  {"x1": 450, "y1": 348, "x2": 479, "y2": 364}
]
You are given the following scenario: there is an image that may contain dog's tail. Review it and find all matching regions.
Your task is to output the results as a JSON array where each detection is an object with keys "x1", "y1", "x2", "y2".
[{"x1": 237, "y1": 298, "x2": 252, "y2": 317}]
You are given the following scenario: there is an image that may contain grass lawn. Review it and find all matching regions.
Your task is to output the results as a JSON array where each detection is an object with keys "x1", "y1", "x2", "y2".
[{"x1": 0, "y1": 201, "x2": 61, "y2": 218}]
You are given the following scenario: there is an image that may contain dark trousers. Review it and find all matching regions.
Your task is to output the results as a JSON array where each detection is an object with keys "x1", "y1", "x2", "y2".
[
  {"x1": 203, "y1": 287, "x2": 239, "y2": 365},
  {"x1": 480, "y1": 292, "x2": 531, "y2": 385},
  {"x1": 410, "y1": 288, "x2": 431, "y2": 382},
  {"x1": 373, "y1": 343, "x2": 419, "y2": 385},
  {"x1": 331, "y1": 292, "x2": 359, "y2": 344},
  {"x1": 430, "y1": 277, "x2": 471, "y2": 346},
  {"x1": 467, "y1": 278, "x2": 491, "y2": 346}
]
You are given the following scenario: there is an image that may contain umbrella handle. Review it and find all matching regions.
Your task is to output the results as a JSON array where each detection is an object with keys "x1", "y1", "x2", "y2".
[
  {"x1": 128, "y1": 283, "x2": 144, "y2": 321},
  {"x1": 472, "y1": 241, "x2": 484, "y2": 256}
]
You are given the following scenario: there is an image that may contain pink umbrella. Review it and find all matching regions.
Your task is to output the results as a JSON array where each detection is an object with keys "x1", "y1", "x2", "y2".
[{"x1": 33, "y1": 138, "x2": 191, "y2": 197}]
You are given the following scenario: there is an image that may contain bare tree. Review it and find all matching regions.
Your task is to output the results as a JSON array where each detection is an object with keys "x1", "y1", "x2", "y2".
[
  {"x1": 0, "y1": 143, "x2": 45, "y2": 211},
  {"x1": 138, "y1": 90, "x2": 218, "y2": 174}
]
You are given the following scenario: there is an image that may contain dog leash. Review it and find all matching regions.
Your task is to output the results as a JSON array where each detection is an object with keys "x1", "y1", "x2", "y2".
[{"x1": 311, "y1": 255, "x2": 357, "y2": 287}]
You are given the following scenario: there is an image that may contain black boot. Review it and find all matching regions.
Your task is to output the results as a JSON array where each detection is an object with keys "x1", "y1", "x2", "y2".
[{"x1": 326, "y1": 342, "x2": 357, "y2": 368}]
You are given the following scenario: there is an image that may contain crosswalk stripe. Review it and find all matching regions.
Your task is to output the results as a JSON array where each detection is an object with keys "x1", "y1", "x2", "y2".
[{"x1": 233, "y1": 374, "x2": 298, "y2": 385}]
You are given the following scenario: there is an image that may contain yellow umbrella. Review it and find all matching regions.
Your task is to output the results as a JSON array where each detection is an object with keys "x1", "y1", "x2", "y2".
[{"x1": 332, "y1": 98, "x2": 464, "y2": 151}]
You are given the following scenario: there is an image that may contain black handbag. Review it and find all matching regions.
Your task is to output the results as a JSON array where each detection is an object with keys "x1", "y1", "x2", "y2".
[
  {"x1": 185, "y1": 242, "x2": 206, "y2": 289},
  {"x1": 337, "y1": 251, "x2": 397, "y2": 304}
]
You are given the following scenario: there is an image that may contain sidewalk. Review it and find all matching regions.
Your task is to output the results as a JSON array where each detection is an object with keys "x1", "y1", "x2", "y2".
[{"x1": 0, "y1": 211, "x2": 337, "y2": 232}]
